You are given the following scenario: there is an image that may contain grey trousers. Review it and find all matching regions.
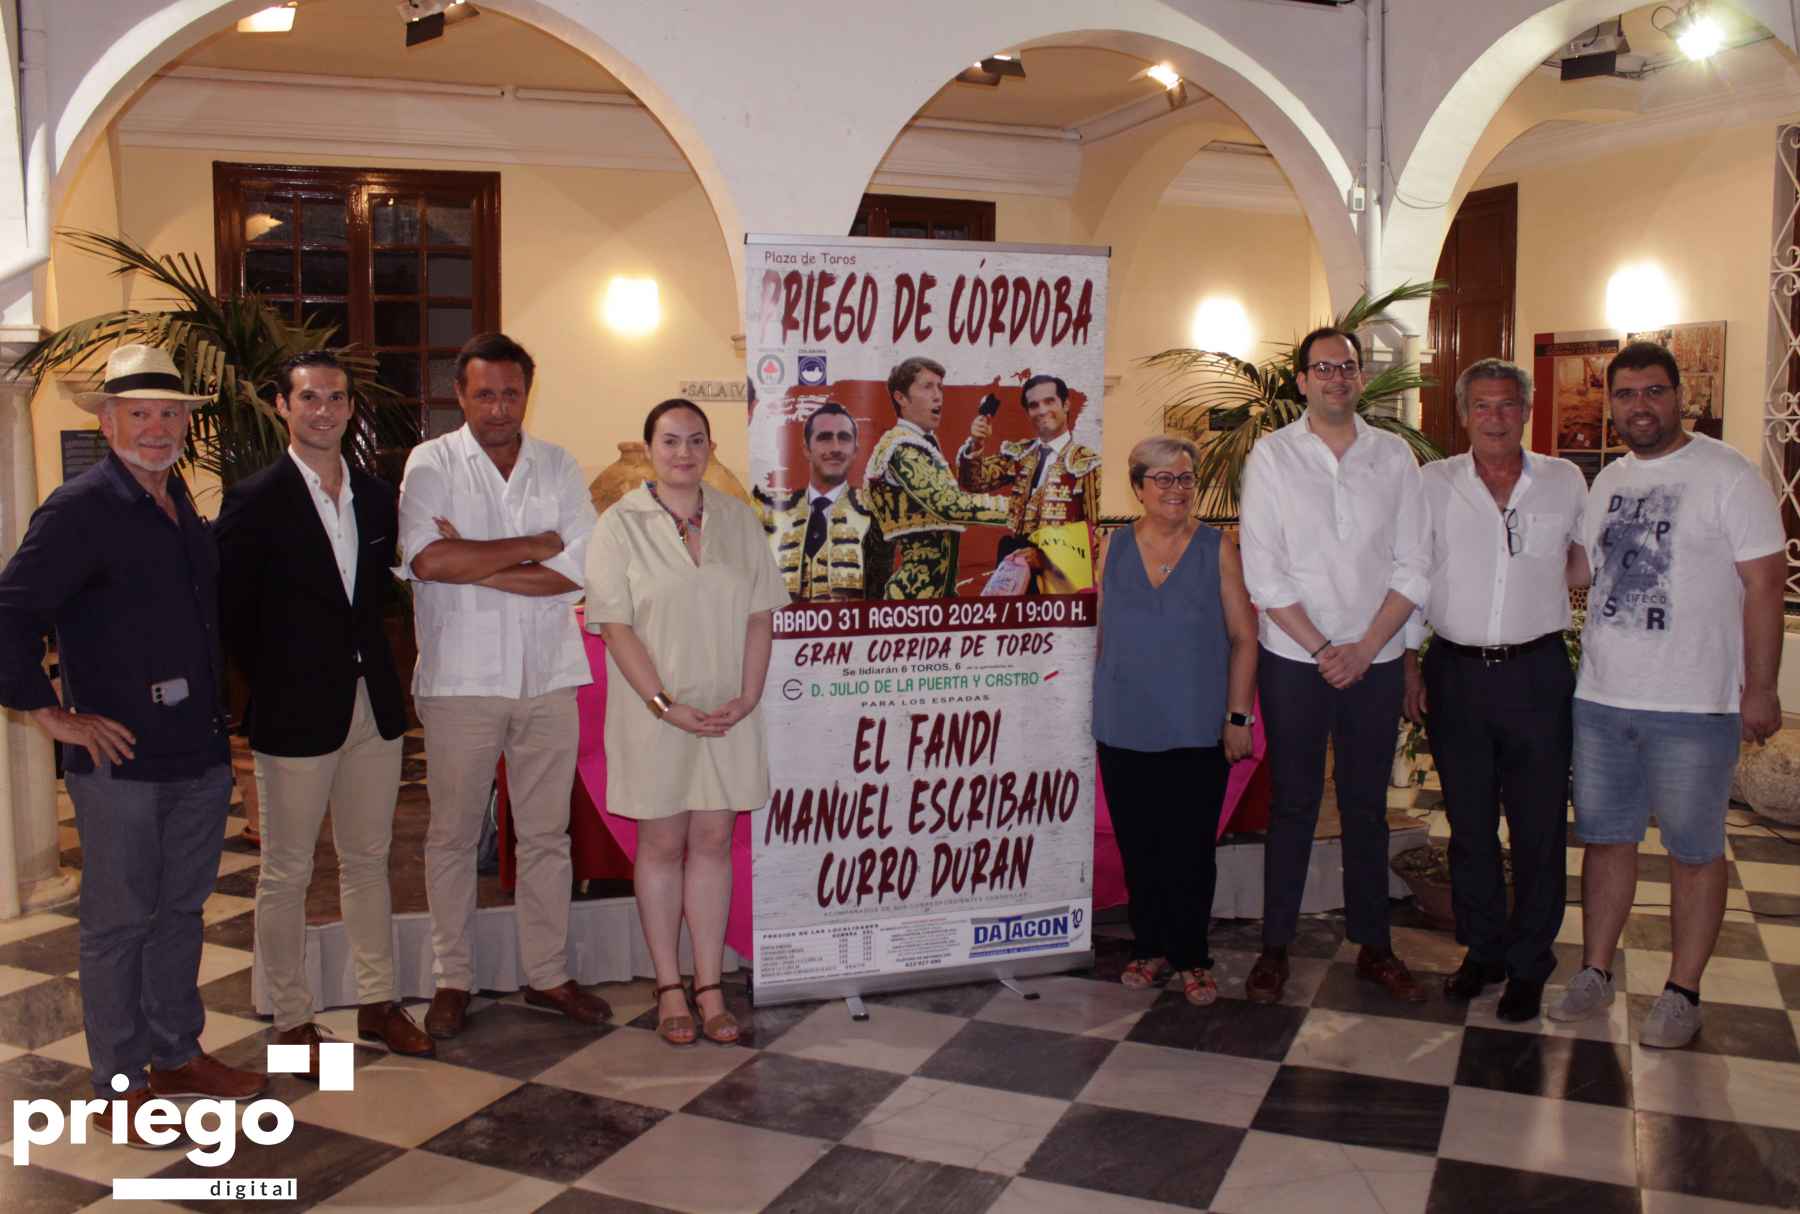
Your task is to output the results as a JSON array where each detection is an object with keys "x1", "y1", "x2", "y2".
[
  {"x1": 1258, "y1": 649, "x2": 1404, "y2": 953},
  {"x1": 65, "y1": 762, "x2": 232, "y2": 1093}
]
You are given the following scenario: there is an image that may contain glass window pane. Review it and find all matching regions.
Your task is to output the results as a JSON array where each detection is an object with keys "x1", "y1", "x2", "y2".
[
  {"x1": 244, "y1": 249, "x2": 294, "y2": 294},
  {"x1": 889, "y1": 222, "x2": 927, "y2": 239},
  {"x1": 426, "y1": 253, "x2": 472, "y2": 297},
  {"x1": 425, "y1": 203, "x2": 473, "y2": 245},
  {"x1": 427, "y1": 356, "x2": 457, "y2": 400},
  {"x1": 427, "y1": 406, "x2": 463, "y2": 438},
  {"x1": 301, "y1": 200, "x2": 348, "y2": 246},
  {"x1": 427, "y1": 306, "x2": 472, "y2": 348},
  {"x1": 373, "y1": 251, "x2": 420, "y2": 294},
  {"x1": 372, "y1": 198, "x2": 421, "y2": 245},
  {"x1": 933, "y1": 224, "x2": 969, "y2": 240},
  {"x1": 374, "y1": 301, "x2": 421, "y2": 346},
  {"x1": 376, "y1": 353, "x2": 421, "y2": 397},
  {"x1": 300, "y1": 250, "x2": 349, "y2": 295},
  {"x1": 849, "y1": 218, "x2": 869, "y2": 237},
  {"x1": 244, "y1": 195, "x2": 292, "y2": 244},
  {"x1": 302, "y1": 301, "x2": 350, "y2": 343}
]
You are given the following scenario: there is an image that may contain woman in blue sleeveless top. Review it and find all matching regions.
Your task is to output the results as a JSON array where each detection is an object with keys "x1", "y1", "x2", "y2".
[{"x1": 1093, "y1": 437, "x2": 1258, "y2": 1005}]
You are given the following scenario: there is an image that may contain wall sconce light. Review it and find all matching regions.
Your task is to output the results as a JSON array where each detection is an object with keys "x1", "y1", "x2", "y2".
[
  {"x1": 1604, "y1": 263, "x2": 1677, "y2": 332},
  {"x1": 1190, "y1": 296, "x2": 1254, "y2": 359},
  {"x1": 236, "y1": 4, "x2": 296, "y2": 33},
  {"x1": 602, "y1": 276, "x2": 661, "y2": 337},
  {"x1": 1670, "y1": 2, "x2": 1726, "y2": 60}
]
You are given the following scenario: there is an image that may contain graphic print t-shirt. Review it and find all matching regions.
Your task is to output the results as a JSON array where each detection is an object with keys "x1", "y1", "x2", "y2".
[{"x1": 1577, "y1": 434, "x2": 1784, "y2": 713}]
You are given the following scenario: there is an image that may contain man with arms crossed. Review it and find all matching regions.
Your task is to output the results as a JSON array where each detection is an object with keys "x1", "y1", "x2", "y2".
[
  {"x1": 755, "y1": 401, "x2": 890, "y2": 600},
  {"x1": 1238, "y1": 326, "x2": 1433, "y2": 1005},
  {"x1": 1404, "y1": 358, "x2": 1588, "y2": 1022},
  {"x1": 401, "y1": 332, "x2": 609, "y2": 1037},
  {"x1": 216, "y1": 351, "x2": 433, "y2": 1068},
  {"x1": 0, "y1": 345, "x2": 265, "y2": 1147},
  {"x1": 1550, "y1": 341, "x2": 1786, "y2": 1047}
]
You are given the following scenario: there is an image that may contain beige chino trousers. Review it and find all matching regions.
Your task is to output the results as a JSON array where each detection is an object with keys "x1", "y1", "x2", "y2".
[
  {"x1": 254, "y1": 680, "x2": 404, "y2": 1031},
  {"x1": 417, "y1": 688, "x2": 577, "y2": 992}
]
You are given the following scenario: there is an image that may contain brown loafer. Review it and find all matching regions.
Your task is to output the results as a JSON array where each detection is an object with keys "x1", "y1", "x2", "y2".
[
  {"x1": 95, "y1": 1087, "x2": 183, "y2": 1150},
  {"x1": 1245, "y1": 953, "x2": 1289, "y2": 1005},
  {"x1": 1357, "y1": 946, "x2": 1426, "y2": 1004},
  {"x1": 425, "y1": 987, "x2": 471, "y2": 1039},
  {"x1": 523, "y1": 979, "x2": 611, "y2": 1026},
  {"x1": 358, "y1": 1001, "x2": 436, "y2": 1057},
  {"x1": 269, "y1": 1022, "x2": 340, "y2": 1080},
  {"x1": 148, "y1": 1051, "x2": 268, "y2": 1100}
]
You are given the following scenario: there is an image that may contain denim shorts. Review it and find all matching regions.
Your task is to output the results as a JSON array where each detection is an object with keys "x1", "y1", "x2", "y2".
[{"x1": 1571, "y1": 699, "x2": 1740, "y2": 865}]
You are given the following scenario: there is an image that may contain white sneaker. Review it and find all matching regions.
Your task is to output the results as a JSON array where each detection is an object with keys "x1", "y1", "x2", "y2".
[
  {"x1": 1640, "y1": 989, "x2": 1701, "y2": 1049},
  {"x1": 1547, "y1": 966, "x2": 1615, "y2": 1022}
]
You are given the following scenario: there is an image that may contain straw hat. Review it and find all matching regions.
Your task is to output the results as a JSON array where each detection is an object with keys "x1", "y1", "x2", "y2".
[{"x1": 74, "y1": 344, "x2": 213, "y2": 414}]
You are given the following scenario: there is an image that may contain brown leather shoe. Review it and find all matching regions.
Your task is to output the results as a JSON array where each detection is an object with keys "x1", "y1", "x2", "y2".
[
  {"x1": 1245, "y1": 953, "x2": 1289, "y2": 1005},
  {"x1": 1357, "y1": 946, "x2": 1427, "y2": 1004},
  {"x1": 425, "y1": 987, "x2": 471, "y2": 1039},
  {"x1": 523, "y1": 979, "x2": 611, "y2": 1026},
  {"x1": 358, "y1": 1001, "x2": 435, "y2": 1057},
  {"x1": 269, "y1": 1022, "x2": 340, "y2": 1080},
  {"x1": 147, "y1": 1052, "x2": 268, "y2": 1100},
  {"x1": 94, "y1": 1087, "x2": 183, "y2": 1150}
]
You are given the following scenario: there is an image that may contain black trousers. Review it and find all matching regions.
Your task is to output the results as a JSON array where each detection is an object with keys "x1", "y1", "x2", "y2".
[
  {"x1": 1259, "y1": 649, "x2": 1404, "y2": 952},
  {"x1": 1098, "y1": 742, "x2": 1228, "y2": 971},
  {"x1": 1423, "y1": 639, "x2": 1572, "y2": 984}
]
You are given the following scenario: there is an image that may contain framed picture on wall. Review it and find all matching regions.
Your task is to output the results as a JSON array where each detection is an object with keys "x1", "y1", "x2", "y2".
[
  {"x1": 1531, "y1": 330, "x2": 1622, "y2": 482},
  {"x1": 1626, "y1": 321, "x2": 1726, "y2": 439}
]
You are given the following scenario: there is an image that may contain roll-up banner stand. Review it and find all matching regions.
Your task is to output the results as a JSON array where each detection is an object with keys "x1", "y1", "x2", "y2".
[{"x1": 744, "y1": 235, "x2": 1109, "y2": 1006}]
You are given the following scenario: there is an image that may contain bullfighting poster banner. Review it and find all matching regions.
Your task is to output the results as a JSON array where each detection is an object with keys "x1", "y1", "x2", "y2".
[{"x1": 744, "y1": 234, "x2": 1108, "y2": 1005}]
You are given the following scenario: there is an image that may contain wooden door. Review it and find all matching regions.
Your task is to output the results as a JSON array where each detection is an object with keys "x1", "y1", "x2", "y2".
[{"x1": 1421, "y1": 184, "x2": 1518, "y2": 456}]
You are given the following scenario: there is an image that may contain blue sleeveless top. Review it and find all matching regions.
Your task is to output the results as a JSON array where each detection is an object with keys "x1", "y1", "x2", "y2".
[{"x1": 1092, "y1": 523, "x2": 1230, "y2": 751}]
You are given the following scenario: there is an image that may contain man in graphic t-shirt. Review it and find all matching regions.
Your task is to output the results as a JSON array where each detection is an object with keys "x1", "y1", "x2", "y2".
[{"x1": 1549, "y1": 341, "x2": 1786, "y2": 1049}]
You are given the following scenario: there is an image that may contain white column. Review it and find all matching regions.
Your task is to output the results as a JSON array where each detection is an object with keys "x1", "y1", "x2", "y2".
[{"x1": 0, "y1": 329, "x2": 79, "y2": 918}]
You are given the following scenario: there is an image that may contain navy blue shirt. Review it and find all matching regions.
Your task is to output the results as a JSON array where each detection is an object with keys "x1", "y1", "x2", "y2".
[{"x1": 0, "y1": 453, "x2": 228, "y2": 779}]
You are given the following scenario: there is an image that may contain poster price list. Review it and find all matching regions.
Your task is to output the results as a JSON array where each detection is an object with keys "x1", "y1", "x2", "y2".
[{"x1": 756, "y1": 924, "x2": 879, "y2": 984}]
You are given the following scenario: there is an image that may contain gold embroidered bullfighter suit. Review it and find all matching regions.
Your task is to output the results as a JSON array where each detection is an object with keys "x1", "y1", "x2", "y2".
[
  {"x1": 956, "y1": 436, "x2": 1101, "y2": 537},
  {"x1": 753, "y1": 485, "x2": 891, "y2": 601},
  {"x1": 864, "y1": 420, "x2": 1009, "y2": 600}
]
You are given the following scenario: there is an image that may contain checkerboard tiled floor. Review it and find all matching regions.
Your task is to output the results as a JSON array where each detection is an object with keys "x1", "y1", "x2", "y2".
[{"x1": 3, "y1": 797, "x2": 1799, "y2": 1212}]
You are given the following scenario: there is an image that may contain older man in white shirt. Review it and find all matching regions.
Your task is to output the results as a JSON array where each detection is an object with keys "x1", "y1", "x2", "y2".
[
  {"x1": 399, "y1": 332, "x2": 609, "y2": 1038},
  {"x1": 1238, "y1": 326, "x2": 1433, "y2": 1005},
  {"x1": 1403, "y1": 359, "x2": 1587, "y2": 1022}
]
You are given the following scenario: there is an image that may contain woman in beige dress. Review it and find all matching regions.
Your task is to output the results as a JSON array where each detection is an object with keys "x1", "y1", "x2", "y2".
[{"x1": 584, "y1": 399, "x2": 785, "y2": 1045}]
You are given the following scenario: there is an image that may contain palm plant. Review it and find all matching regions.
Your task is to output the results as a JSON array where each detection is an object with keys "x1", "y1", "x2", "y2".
[
  {"x1": 1142, "y1": 281, "x2": 1445, "y2": 518},
  {"x1": 10, "y1": 228, "x2": 415, "y2": 488}
]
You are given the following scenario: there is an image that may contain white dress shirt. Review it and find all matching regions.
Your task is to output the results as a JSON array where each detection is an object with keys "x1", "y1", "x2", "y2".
[
  {"x1": 1412, "y1": 451, "x2": 1586, "y2": 648},
  {"x1": 398, "y1": 425, "x2": 598, "y2": 699},
  {"x1": 807, "y1": 480, "x2": 849, "y2": 508},
  {"x1": 1238, "y1": 410, "x2": 1432, "y2": 664},
  {"x1": 288, "y1": 448, "x2": 357, "y2": 602}
]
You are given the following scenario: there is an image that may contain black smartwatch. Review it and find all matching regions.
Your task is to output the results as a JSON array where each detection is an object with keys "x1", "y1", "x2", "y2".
[{"x1": 1226, "y1": 710, "x2": 1255, "y2": 727}]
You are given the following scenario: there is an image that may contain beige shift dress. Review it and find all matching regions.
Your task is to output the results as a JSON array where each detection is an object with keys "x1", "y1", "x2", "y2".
[{"x1": 584, "y1": 484, "x2": 788, "y2": 818}]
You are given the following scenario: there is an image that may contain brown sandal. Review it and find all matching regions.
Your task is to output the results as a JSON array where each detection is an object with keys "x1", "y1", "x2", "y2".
[
  {"x1": 1179, "y1": 969, "x2": 1218, "y2": 1007},
  {"x1": 654, "y1": 983, "x2": 695, "y2": 1046},
  {"x1": 1121, "y1": 958, "x2": 1172, "y2": 990},
  {"x1": 691, "y1": 983, "x2": 740, "y2": 1045}
]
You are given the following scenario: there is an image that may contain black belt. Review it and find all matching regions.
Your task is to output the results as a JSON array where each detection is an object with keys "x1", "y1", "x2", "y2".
[{"x1": 1433, "y1": 631, "x2": 1562, "y2": 666}]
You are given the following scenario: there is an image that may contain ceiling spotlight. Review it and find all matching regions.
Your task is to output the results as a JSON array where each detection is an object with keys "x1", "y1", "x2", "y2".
[
  {"x1": 397, "y1": 0, "x2": 477, "y2": 47},
  {"x1": 1146, "y1": 62, "x2": 1182, "y2": 90},
  {"x1": 955, "y1": 52, "x2": 1026, "y2": 87},
  {"x1": 236, "y1": 3, "x2": 296, "y2": 33},
  {"x1": 1673, "y1": 5, "x2": 1726, "y2": 60}
]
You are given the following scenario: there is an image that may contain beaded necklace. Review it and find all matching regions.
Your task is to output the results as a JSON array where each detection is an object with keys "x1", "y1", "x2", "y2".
[{"x1": 645, "y1": 481, "x2": 704, "y2": 541}]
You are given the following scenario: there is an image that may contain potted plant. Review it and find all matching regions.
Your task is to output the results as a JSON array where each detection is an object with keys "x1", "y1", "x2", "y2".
[
  {"x1": 1391, "y1": 842, "x2": 1514, "y2": 929},
  {"x1": 1141, "y1": 281, "x2": 1445, "y2": 519}
]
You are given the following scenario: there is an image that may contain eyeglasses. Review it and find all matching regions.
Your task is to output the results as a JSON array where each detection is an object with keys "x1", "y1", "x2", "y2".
[
  {"x1": 1144, "y1": 472, "x2": 1197, "y2": 490},
  {"x1": 1609, "y1": 384, "x2": 1675, "y2": 405},
  {"x1": 1503, "y1": 507, "x2": 1522, "y2": 559},
  {"x1": 1305, "y1": 360, "x2": 1362, "y2": 380}
]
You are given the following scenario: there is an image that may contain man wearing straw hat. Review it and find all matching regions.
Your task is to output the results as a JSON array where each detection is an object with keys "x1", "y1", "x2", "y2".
[{"x1": 0, "y1": 344, "x2": 267, "y2": 1148}]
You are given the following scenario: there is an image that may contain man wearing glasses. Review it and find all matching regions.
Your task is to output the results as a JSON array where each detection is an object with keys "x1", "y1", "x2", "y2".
[
  {"x1": 1239, "y1": 326, "x2": 1433, "y2": 1005},
  {"x1": 1402, "y1": 359, "x2": 1588, "y2": 1022},
  {"x1": 1550, "y1": 342, "x2": 1785, "y2": 1048}
]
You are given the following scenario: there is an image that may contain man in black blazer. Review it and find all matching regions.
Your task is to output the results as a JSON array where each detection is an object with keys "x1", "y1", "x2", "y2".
[{"x1": 216, "y1": 351, "x2": 433, "y2": 1067}]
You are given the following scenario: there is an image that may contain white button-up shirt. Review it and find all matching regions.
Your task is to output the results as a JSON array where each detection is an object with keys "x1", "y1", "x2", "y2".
[
  {"x1": 398, "y1": 425, "x2": 598, "y2": 699},
  {"x1": 1239, "y1": 410, "x2": 1432, "y2": 664},
  {"x1": 1411, "y1": 451, "x2": 1586, "y2": 648},
  {"x1": 288, "y1": 448, "x2": 357, "y2": 602}
]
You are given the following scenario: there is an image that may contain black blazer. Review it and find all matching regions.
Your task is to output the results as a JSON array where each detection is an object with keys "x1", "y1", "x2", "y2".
[{"x1": 216, "y1": 455, "x2": 408, "y2": 757}]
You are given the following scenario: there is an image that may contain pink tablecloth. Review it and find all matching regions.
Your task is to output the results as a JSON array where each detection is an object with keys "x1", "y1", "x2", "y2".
[{"x1": 572, "y1": 612, "x2": 1269, "y2": 947}]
